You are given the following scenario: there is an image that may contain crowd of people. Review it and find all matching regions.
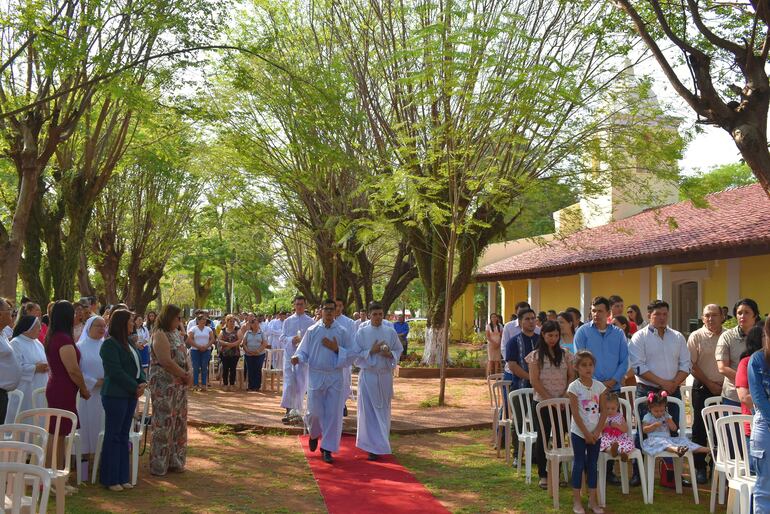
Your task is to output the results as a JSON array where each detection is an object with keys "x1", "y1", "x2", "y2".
[
  {"x1": 0, "y1": 292, "x2": 408, "y2": 496},
  {"x1": 486, "y1": 294, "x2": 769, "y2": 514}
]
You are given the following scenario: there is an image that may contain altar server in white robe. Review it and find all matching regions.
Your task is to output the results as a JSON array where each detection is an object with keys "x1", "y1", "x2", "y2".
[
  {"x1": 279, "y1": 296, "x2": 315, "y2": 421},
  {"x1": 76, "y1": 316, "x2": 107, "y2": 455},
  {"x1": 268, "y1": 312, "x2": 285, "y2": 369},
  {"x1": 10, "y1": 316, "x2": 48, "y2": 415},
  {"x1": 291, "y1": 298, "x2": 354, "y2": 463},
  {"x1": 354, "y1": 302, "x2": 402, "y2": 460},
  {"x1": 334, "y1": 298, "x2": 357, "y2": 407}
]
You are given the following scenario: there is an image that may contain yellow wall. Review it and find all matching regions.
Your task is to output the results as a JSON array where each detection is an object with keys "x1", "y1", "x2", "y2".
[
  {"x1": 499, "y1": 279, "x2": 528, "y2": 321},
  {"x1": 591, "y1": 269, "x2": 642, "y2": 307},
  {"x1": 701, "y1": 260, "x2": 726, "y2": 307},
  {"x1": 450, "y1": 283, "x2": 476, "y2": 339},
  {"x1": 539, "y1": 275, "x2": 580, "y2": 312},
  {"x1": 741, "y1": 256, "x2": 770, "y2": 315}
]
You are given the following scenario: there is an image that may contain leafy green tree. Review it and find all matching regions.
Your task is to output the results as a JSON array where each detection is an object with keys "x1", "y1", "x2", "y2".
[
  {"x1": 614, "y1": 0, "x2": 770, "y2": 192},
  {"x1": 327, "y1": 0, "x2": 664, "y2": 384},
  {"x1": 0, "y1": 0, "x2": 222, "y2": 298},
  {"x1": 680, "y1": 162, "x2": 757, "y2": 203}
]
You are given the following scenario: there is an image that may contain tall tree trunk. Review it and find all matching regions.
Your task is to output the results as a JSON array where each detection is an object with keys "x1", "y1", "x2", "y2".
[
  {"x1": 0, "y1": 154, "x2": 41, "y2": 298},
  {"x1": 77, "y1": 252, "x2": 95, "y2": 298},
  {"x1": 193, "y1": 262, "x2": 212, "y2": 309},
  {"x1": 96, "y1": 253, "x2": 121, "y2": 305},
  {"x1": 18, "y1": 201, "x2": 49, "y2": 304}
]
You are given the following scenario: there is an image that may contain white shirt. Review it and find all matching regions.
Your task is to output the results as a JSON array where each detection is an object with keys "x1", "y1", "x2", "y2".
[
  {"x1": 190, "y1": 325, "x2": 213, "y2": 351},
  {"x1": 0, "y1": 330, "x2": 21, "y2": 391},
  {"x1": 568, "y1": 378, "x2": 606, "y2": 437},
  {"x1": 629, "y1": 325, "x2": 690, "y2": 387}
]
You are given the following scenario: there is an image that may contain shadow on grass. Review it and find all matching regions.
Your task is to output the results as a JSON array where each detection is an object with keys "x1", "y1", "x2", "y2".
[{"x1": 65, "y1": 428, "x2": 325, "y2": 514}]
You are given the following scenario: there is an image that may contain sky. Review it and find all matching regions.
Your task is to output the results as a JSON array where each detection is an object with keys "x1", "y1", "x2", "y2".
[{"x1": 680, "y1": 125, "x2": 743, "y2": 175}]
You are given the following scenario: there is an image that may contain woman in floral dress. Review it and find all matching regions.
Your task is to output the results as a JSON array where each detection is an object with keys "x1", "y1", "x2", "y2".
[{"x1": 149, "y1": 304, "x2": 192, "y2": 476}]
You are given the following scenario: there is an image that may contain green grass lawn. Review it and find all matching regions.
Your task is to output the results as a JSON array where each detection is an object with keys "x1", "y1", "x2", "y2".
[{"x1": 393, "y1": 430, "x2": 715, "y2": 514}]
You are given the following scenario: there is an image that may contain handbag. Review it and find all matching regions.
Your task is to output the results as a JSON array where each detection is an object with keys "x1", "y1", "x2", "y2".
[{"x1": 659, "y1": 458, "x2": 675, "y2": 488}]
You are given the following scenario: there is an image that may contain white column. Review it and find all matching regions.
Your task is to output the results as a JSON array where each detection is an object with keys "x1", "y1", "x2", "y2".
[
  {"x1": 487, "y1": 282, "x2": 498, "y2": 320},
  {"x1": 726, "y1": 258, "x2": 741, "y2": 309},
  {"x1": 639, "y1": 267, "x2": 650, "y2": 307},
  {"x1": 580, "y1": 272, "x2": 592, "y2": 321},
  {"x1": 655, "y1": 265, "x2": 671, "y2": 303},
  {"x1": 528, "y1": 278, "x2": 541, "y2": 312}
]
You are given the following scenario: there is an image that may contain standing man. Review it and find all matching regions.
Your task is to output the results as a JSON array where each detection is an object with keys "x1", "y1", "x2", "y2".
[
  {"x1": 608, "y1": 295, "x2": 637, "y2": 335},
  {"x1": 0, "y1": 297, "x2": 21, "y2": 423},
  {"x1": 291, "y1": 299, "x2": 354, "y2": 463},
  {"x1": 502, "y1": 301, "x2": 533, "y2": 359},
  {"x1": 267, "y1": 311, "x2": 286, "y2": 369},
  {"x1": 279, "y1": 296, "x2": 316, "y2": 423},
  {"x1": 574, "y1": 296, "x2": 629, "y2": 393},
  {"x1": 687, "y1": 304, "x2": 725, "y2": 484},
  {"x1": 335, "y1": 298, "x2": 356, "y2": 416},
  {"x1": 393, "y1": 314, "x2": 409, "y2": 359},
  {"x1": 354, "y1": 302, "x2": 403, "y2": 460},
  {"x1": 628, "y1": 300, "x2": 690, "y2": 485},
  {"x1": 504, "y1": 307, "x2": 539, "y2": 466}
]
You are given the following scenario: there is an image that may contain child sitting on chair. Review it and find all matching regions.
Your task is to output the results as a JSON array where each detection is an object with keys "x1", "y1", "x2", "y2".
[
  {"x1": 641, "y1": 391, "x2": 710, "y2": 457},
  {"x1": 599, "y1": 393, "x2": 634, "y2": 461}
]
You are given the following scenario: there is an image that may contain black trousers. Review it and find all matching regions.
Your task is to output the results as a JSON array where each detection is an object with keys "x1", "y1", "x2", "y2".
[
  {"x1": 0, "y1": 389, "x2": 7, "y2": 424},
  {"x1": 221, "y1": 355, "x2": 239, "y2": 386},
  {"x1": 691, "y1": 382, "x2": 711, "y2": 471}
]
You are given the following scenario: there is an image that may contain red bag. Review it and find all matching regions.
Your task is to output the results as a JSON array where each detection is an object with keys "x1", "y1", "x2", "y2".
[{"x1": 659, "y1": 459, "x2": 675, "y2": 488}]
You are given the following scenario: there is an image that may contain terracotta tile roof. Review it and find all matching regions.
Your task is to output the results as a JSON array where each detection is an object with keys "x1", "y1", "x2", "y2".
[{"x1": 475, "y1": 183, "x2": 770, "y2": 281}]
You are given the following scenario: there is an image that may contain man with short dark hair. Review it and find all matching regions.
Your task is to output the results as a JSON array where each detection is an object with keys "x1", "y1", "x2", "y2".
[
  {"x1": 353, "y1": 301, "x2": 403, "y2": 460},
  {"x1": 574, "y1": 296, "x2": 628, "y2": 393},
  {"x1": 608, "y1": 295, "x2": 637, "y2": 335},
  {"x1": 393, "y1": 314, "x2": 409, "y2": 358},
  {"x1": 291, "y1": 298, "x2": 354, "y2": 463},
  {"x1": 280, "y1": 296, "x2": 315, "y2": 422}
]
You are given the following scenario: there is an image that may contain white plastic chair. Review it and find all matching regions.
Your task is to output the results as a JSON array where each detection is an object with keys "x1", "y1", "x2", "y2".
[
  {"x1": 92, "y1": 388, "x2": 151, "y2": 486},
  {"x1": 597, "y1": 398, "x2": 648, "y2": 505},
  {"x1": 507, "y1": 388, "x2": 537, "y2": 483},
  {"x1": 31, "y1": 387, "x2": 46, "y2": 409},
  {"x1": 129, "y1": 389, "x2": 151, "y2": 485},
  {"x1": 15, "y1": 408, "x2": 77, "y2": 514},
  {"x1": 716, "y1": 415, "x2": 755, "y2": 514},
  {"x1": 634, "y1": 396, "x2": 699, "y2": 505},
  {"x1": 0, "y1": 440, "x2": 45, "y2": 465},
  {"x1": 536, "y1": 398, "x2": 573, "y2": 509},
  {"x1": 0, "y1": 462, "x2": 51, "y2": 514},
  {"x1": 4, "y1": 390, "x2": 23, "y2": 425},
  {"x1": 30, "y1": 387, "x2": 83, "y2": 484},
  {"x1": 702, "y1": 403, "x2": 741, "y2": 513},
  {"x1": 262, "y1": 349, "x2": 284, "y2": 391},
  {"x1": 491, "y1": 381, "x2": 512, "y2": 463},
  {"x1": 620, "y1": 385, "x2": 638, "y2": 437},
  {"x1": 680, "y1": 384, "x2": 693, "y2": 439},
  {"x1": 704, "y1": 396, "x2": 723, "y2": 408},
  {"x1": 487, "y1": 373, "x2": 504, "y2": 445},
  {"x1": 0, "y1": 423, "x2": 49, "y2": 450}
]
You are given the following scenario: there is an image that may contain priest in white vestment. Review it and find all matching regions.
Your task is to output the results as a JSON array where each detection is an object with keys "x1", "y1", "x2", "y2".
[
  {"x1": 353, "y1": 302, "x2": 402, "y2": 459},
  {"x1": 291, "y1": 299, "x2": 354, "y2": 463},
  {"x1": 10, "y1": 316, "x2": 48, "y2": 415},
  {"x1": 76, "y1": 316, "x2": 107, "y2": 455},
  {"x1": 279, "y1": 296, "x2": 315, "y2": 421},
  {"x1": 334, "y1": 299, "x2": 357, "y2": 408}
]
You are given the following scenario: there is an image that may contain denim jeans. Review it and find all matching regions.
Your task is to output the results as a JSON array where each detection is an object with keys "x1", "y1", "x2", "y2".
[
  {"x1": 571, "y1": 432, "x2": 600, "y2": 489},
  {"x1": 245, "y1": 354, "x2": 266, "y2": 390},
  {"x1": 100, "y1": 395, "x2": 137, "y2": 486},
  {"x1": 190, "y1": 349, "x2": 212, "y2": 386},
  {"x1": 752, "y1": 416, "x2": 770, "y2": 513}
]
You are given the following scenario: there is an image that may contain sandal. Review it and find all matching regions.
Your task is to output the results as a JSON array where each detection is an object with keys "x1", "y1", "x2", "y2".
[
  {"x1": 538, "y1": 478, "x2": 548, "y2": 489},
  {"x1": 676, "y1": 446, "x2": 688, "y2": 457}
]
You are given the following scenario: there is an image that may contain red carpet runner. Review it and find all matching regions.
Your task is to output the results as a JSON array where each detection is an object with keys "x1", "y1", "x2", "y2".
[{"x1": 300, "y1": 434, "x2": 450, "y2": 514}]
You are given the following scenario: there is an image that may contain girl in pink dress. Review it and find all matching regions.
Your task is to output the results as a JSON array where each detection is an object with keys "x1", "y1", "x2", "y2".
[{"x1": 599, "y1": 393, "x2": 634, "y2": 461}]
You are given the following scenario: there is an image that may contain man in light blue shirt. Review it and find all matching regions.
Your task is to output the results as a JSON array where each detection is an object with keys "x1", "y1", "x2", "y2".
[{"x1": 573, "y1": 296, "x2": 628, "y2": 393}]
